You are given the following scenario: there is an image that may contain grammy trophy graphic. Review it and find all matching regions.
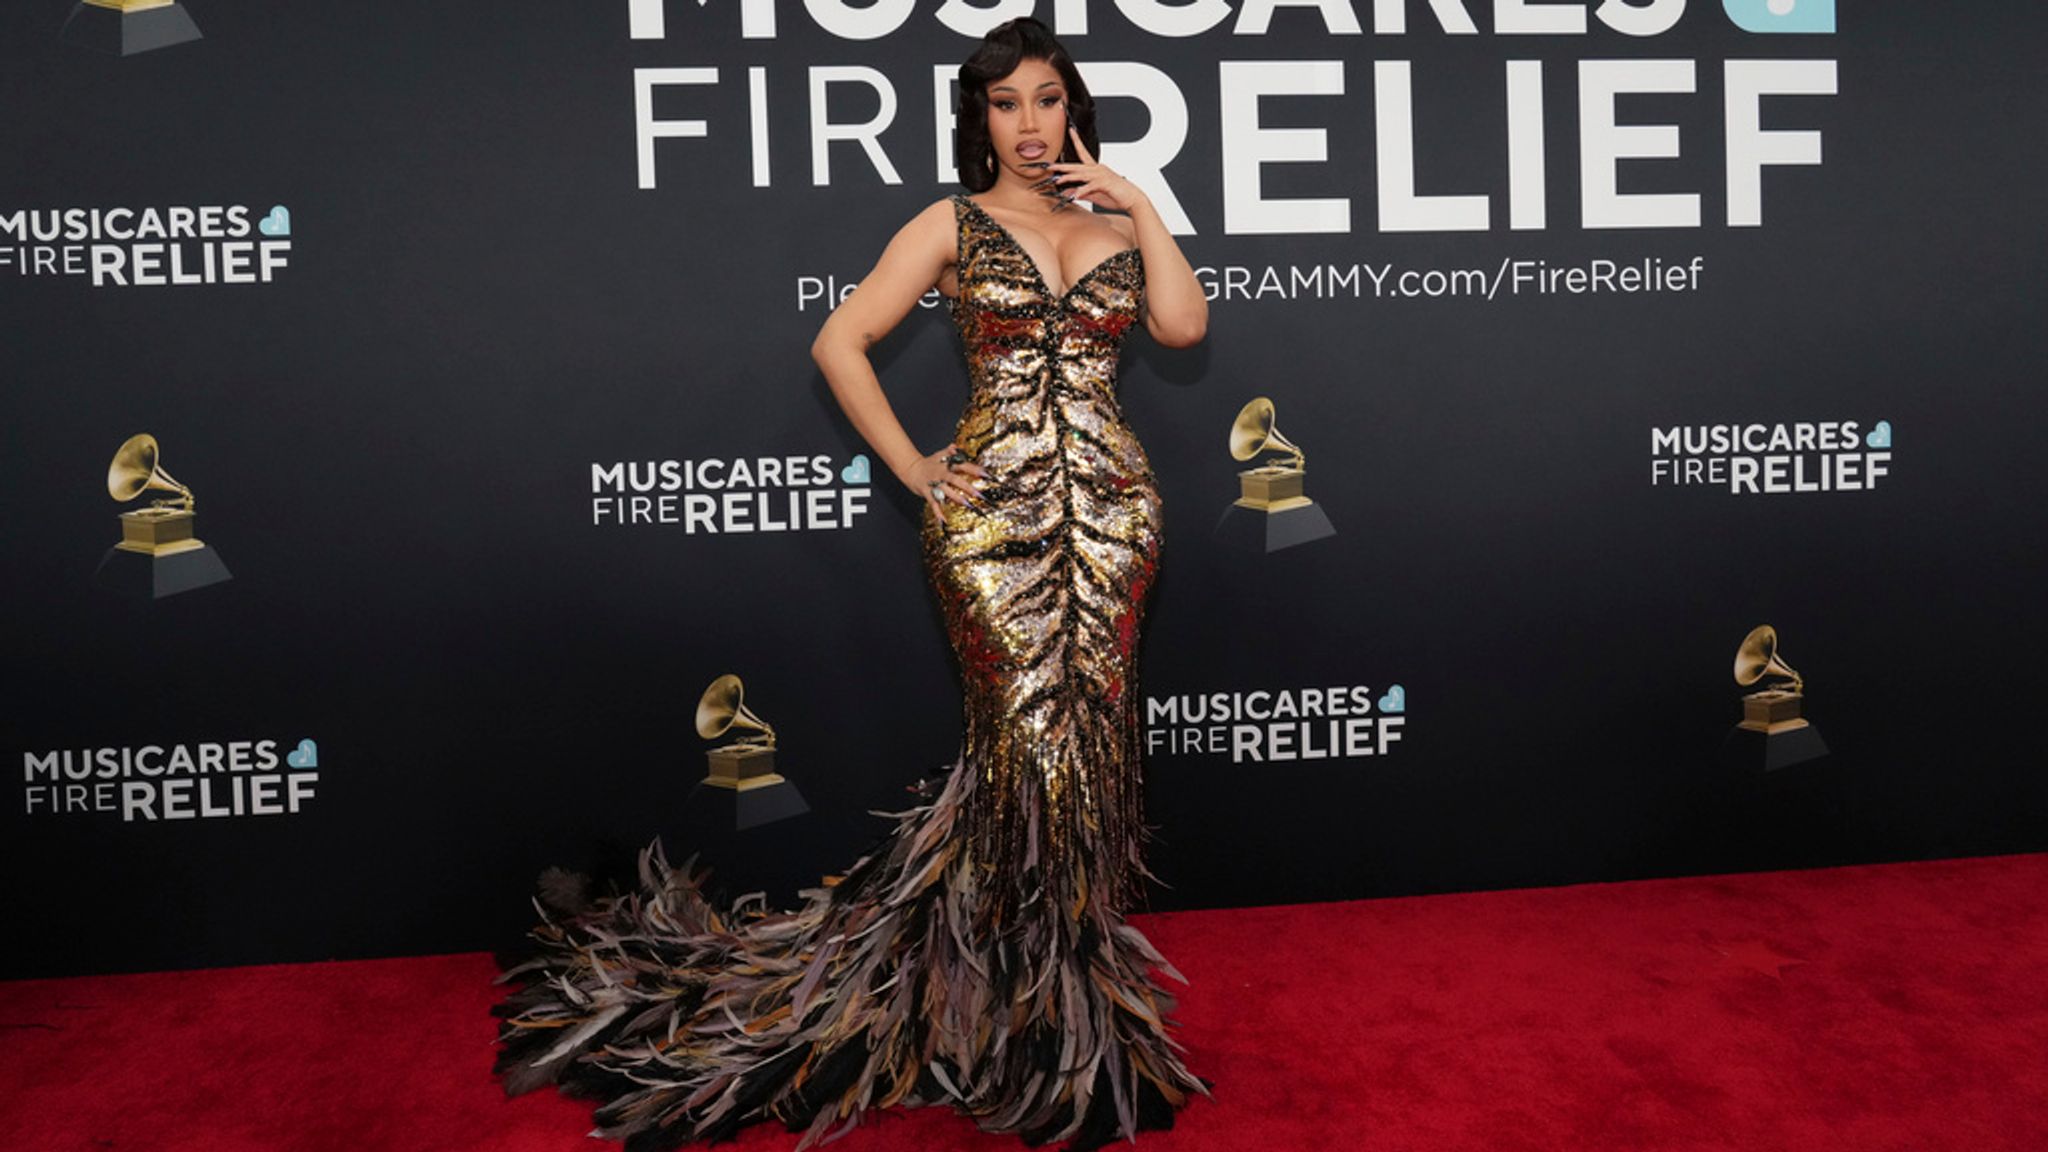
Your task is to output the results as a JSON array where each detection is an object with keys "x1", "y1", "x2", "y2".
[
  {"x1": 60, "y1": 0, "x2": 203, "y2": 56},
  {"x1": 1724, "y1": 624, "x2": 1828, "y2": 771},
  {"x1": 94, "y1": 433, "x2": 232, "y2": 599},
  {"x1": 1213, "y1": 396, "x2": 1337, "y2": 552},
  {"x1": 692, "y1": 673, "x2": 808, "y2": 830}
]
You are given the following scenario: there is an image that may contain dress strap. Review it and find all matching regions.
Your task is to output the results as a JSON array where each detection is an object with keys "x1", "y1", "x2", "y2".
[{"x1": 949, "y1": 193, "x2": 974, "y2": 271}]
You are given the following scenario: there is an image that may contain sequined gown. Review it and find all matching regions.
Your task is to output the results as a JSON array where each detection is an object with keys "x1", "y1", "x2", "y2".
[{"x1": 495, "y1": 195, "x2": 1206, "y2": 1151}]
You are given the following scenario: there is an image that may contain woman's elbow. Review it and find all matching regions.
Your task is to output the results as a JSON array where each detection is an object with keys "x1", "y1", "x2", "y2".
[
  {"x1": 810, "y1": 326, "x2": 841, "y2": 370},
  {"x1": 1153, "y1": 312, "x2": 1207, "y2": 349}
]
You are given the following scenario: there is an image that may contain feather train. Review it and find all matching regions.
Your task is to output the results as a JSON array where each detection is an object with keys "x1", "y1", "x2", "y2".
[{"x1": 495, "y1": 765, "x2": 1208, "y2": 1151}]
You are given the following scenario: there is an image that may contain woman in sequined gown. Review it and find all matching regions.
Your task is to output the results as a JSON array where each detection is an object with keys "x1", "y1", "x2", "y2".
[{"x1": 495, "y1": 18, "x2": 1209, "y2": 1152}]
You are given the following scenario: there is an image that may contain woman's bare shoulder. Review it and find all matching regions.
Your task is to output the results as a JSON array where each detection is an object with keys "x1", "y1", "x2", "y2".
[
  {"x1": 886, "y1": 197, "x2": 965, "y2": 258},
  {"x1": 905, "y1": 196, "x2": 963, "y2": 234}
]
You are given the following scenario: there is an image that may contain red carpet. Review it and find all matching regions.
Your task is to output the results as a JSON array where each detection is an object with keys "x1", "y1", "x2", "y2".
[{"x1": 5, "y1": 853, "x2": 2045, "y2": 1152}]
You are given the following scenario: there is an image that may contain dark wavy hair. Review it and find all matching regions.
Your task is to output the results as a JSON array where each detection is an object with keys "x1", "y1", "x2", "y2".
[{"x1": 955, "y1": 17, "x2": 1098, "y2": 193}]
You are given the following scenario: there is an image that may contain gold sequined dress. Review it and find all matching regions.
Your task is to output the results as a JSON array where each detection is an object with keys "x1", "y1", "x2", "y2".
[{"x1": 495, "y1": 195, "x2": 1207, "y2": 1152}]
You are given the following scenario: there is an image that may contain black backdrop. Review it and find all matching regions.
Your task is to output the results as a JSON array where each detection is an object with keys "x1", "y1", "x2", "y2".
[{"x1": 4, "y1": 1, "x2": 2045, "y2": 980}]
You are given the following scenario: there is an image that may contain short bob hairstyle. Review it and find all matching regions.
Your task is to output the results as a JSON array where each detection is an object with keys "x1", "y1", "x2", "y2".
[{"x1": 955, "y1": 17, "x2": 1099, "y2": 193}]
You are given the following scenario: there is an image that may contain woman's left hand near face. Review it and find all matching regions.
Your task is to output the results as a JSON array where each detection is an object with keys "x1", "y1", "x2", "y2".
[{"x1": 1038, "y1": 128, "x2": 1147, "y2": 213}]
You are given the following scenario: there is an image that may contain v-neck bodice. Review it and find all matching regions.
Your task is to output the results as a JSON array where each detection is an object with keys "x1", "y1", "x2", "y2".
[
  {"x1": 947, "y1": 194, "x2": 1146, "y2": 414},
  {"x1": 954, "y1": 195, "x2": 1140, "y2": 301}
]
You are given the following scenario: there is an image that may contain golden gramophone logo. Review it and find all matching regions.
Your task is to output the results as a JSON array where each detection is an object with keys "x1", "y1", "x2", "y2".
[
  {"x1": 693, "y1": 673, "x2": 809, "y2": 829},
  {"x1": 1727, "y1": 624, "x2": 1828, "y2": 770},
  {"x1": 95, "y1": 433, "x2": 232, "y2": 598},
  {"x1": 61, "y1": 0, "x2": 203, "y2": 56},
  {"x1": 1216, "y1": 396, "x2": 1336, "y2": 552},
  {"x1": 1231, "y1": 397, "x2": 1310, "y2": 512}
]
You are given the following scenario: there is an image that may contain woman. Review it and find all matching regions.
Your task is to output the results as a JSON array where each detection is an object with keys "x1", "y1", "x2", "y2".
[{"x1": 496, "y1": 18, "x2": 1209, "y2": 1151}]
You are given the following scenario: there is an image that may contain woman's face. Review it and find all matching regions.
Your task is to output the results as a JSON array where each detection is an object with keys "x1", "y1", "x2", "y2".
[{"x1": 984, "y1": 57, "x2": 1068, "y2": 183}]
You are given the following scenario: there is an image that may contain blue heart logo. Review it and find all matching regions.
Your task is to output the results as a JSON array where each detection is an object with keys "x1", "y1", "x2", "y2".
[
  {"x1": 841, "y1": 454, "x2": 871, "y2": 484},
  {"x1": 259, "y1": 206, "x2": 291, "y2": 237},
  {"x1": 1865, "y1": 420, "x2": 1892, "y2": 449},
  {"x1": 1377, "y1": 685, "x2": 1406, "y2": 714},
  {"x1": 286, "y1": 738, "x2": 318, "y2": 769},
  {"x1": 1723, "y1": 0, "x2": 1834, "y2": 34}
]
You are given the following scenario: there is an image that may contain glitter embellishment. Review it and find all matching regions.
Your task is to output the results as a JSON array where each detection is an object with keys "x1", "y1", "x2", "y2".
[{"x1": 925, "y1": 195, "x2": 1161, "y2": 925}]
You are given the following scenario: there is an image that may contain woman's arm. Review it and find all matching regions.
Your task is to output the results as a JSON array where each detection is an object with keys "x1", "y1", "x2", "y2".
[
  {"x1": 1051, "y1": 128, "x2": 1208, "y2": 348},
  {"x1": 811, "y1": 199, "x2": 989, "y2": 515}
]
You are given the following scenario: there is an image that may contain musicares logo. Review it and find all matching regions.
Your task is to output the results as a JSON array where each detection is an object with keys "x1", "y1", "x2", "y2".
[
  {"x1": 1650, "y1": 419, "x2": 1892, "y2": 494},
  {"x1": 21, "y1": 738, "x2": 322, "y2": 824},
  {"x1": 1145, "y1": 684, "x2": 1407, "y2": 765},
  {"x1": 627, "y1": 0, "x2": 1838, "y2": 238},
  {"x1": 0, "y1": 204, "x2": 292, "y2": 288},
  {"x1": 590, "y1": 452, "x2": 873, "y2": 532}
]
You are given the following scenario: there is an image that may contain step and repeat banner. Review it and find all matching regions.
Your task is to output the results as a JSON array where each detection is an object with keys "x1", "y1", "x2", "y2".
[{"x1": 4, "y1": 2, "x2": 2044, "y2": 977}]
